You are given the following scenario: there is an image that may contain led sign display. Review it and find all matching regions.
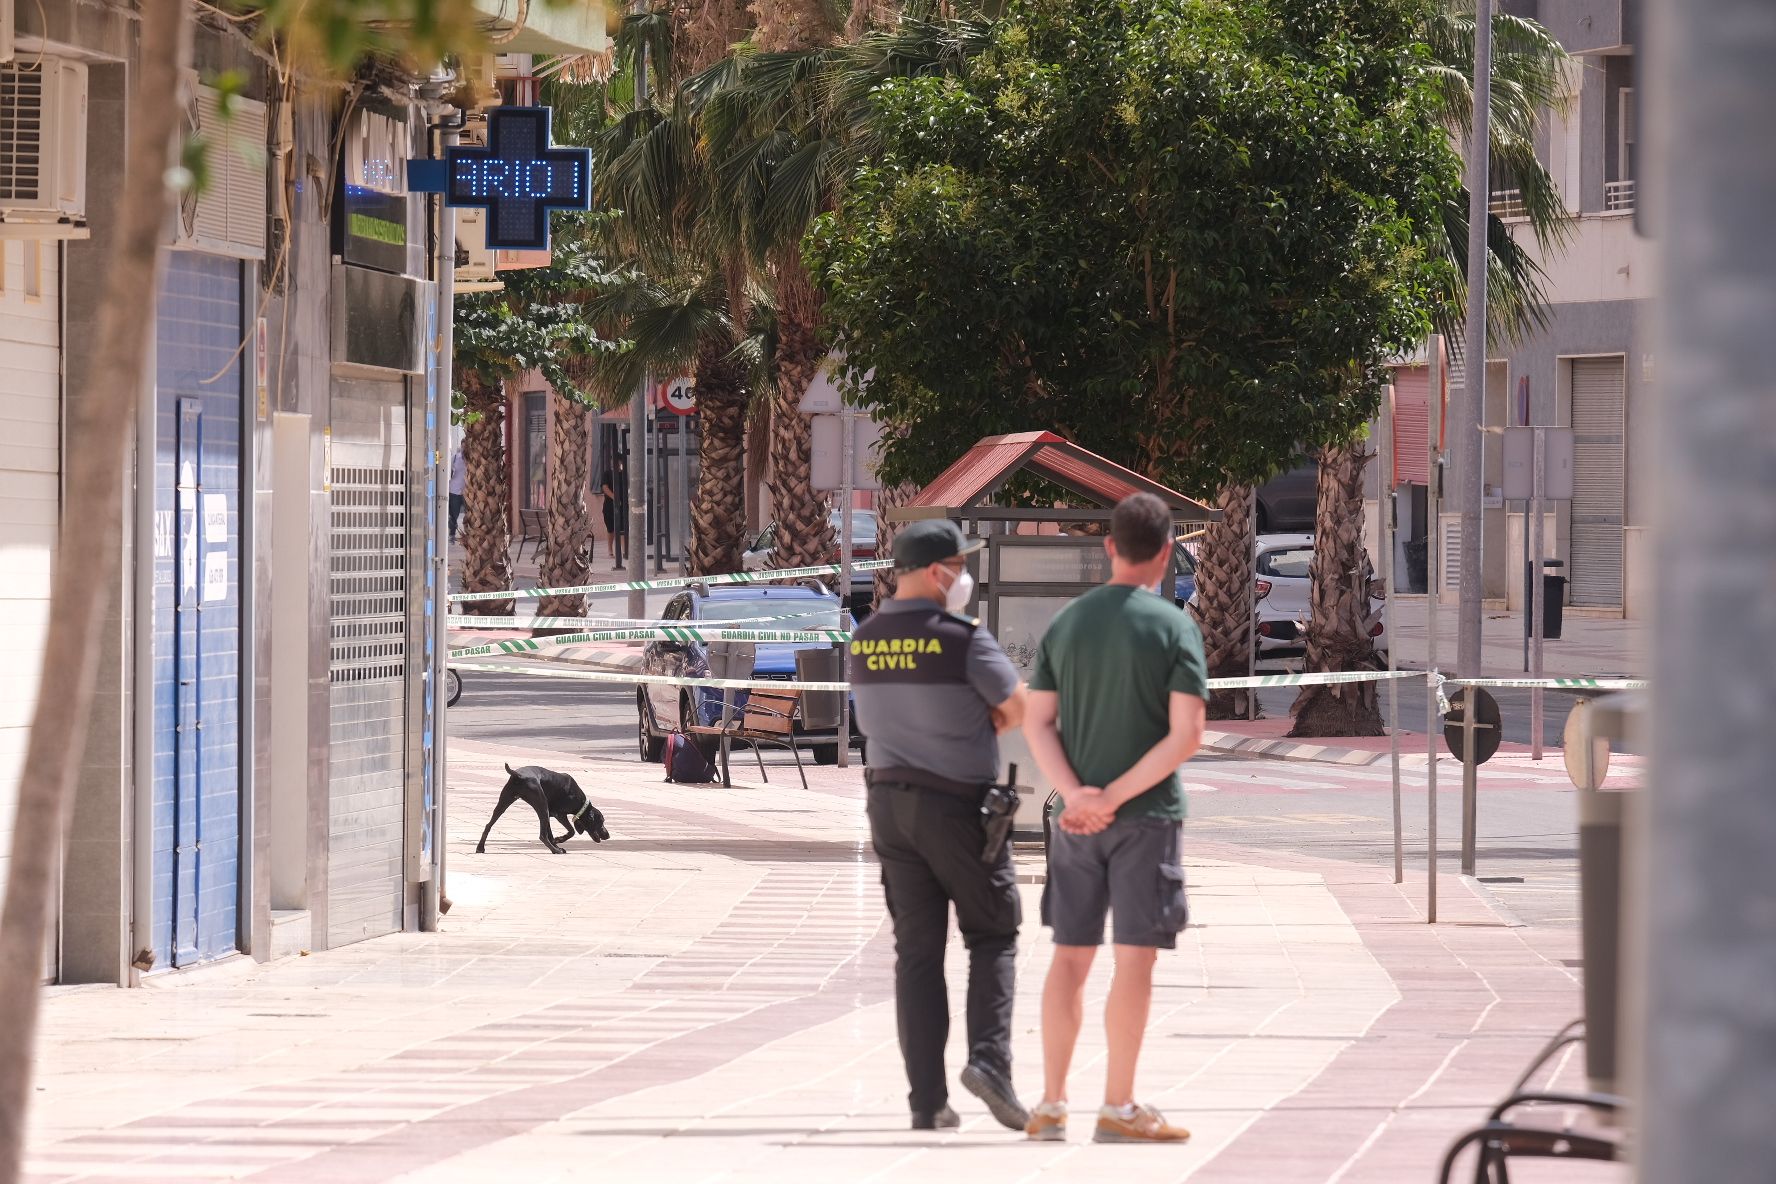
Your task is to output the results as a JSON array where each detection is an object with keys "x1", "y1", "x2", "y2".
[{"x1": 441, "y1": 107, "x2": 591, "y2": 251}]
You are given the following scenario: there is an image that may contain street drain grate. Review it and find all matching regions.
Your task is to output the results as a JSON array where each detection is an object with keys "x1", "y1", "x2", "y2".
[{"x1": 1478, "y1": 876, "x2": 1526, "y2": 884}]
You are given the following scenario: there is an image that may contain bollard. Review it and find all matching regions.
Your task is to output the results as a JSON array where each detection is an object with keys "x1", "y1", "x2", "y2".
[
  {"x1": 1566, "y1": 696, "x2": 1629, "y2": 1097},
  {"x1": 1578, "y1": 782, "x2": 1624, "y2": 1095}
]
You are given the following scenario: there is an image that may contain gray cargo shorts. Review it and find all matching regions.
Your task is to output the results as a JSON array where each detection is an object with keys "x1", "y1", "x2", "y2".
[{"x1": 1041, "y1": 814, "x2": 1188, "y2": 948}]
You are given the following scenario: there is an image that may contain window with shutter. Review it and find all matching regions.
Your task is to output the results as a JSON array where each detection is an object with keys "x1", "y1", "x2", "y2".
[{"x1": 1569, "y1": 358, "x2": 1626, "y2": 607}]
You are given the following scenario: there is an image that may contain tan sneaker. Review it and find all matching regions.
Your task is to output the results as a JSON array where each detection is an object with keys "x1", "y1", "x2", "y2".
[
  {"x1": 1094, "y1": 1103, "x2": 1191, "y2": 1143},
  {"x1": 1025, "y1": 1100, "x2": 1068, "y2": 1141}
]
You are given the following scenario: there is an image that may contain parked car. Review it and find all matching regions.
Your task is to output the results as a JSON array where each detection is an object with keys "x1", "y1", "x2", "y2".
[
  {"x1": 743, "y1": 509, "x2": 879, "y2": 611},
  {"x1": 1173, "y1": 539, "x2": 1198, "y2": 607},
  {"x1": 1256, "y1": 462, "x2": 1318, "y2": 533},
  {"x1": 635, "y1": 584, "x2": 860, "y2": 766},
  {"x1": 1191, "y1": 533, "x2": 1388, "y2": 660}
]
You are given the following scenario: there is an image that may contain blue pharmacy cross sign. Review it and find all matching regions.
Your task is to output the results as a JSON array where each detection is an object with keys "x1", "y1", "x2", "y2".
[{"x1": 425, "y1": 107, "x2": 591, "y2": 251}]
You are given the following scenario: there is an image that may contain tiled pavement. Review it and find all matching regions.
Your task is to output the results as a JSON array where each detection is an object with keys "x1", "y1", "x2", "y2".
[{"x1": 27, "y1": 738, "x2": 1622, "y2": 1183}]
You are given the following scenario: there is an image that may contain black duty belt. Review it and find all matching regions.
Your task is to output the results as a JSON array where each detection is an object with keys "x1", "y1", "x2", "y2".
[{"x1": 865, "y1": 766, "x2": 989, "y2": 799}]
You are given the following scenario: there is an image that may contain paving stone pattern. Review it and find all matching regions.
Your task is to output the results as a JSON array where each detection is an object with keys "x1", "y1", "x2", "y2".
[{"x1": 27, "y1": 738, "x2": 1621, "y2": 1183}]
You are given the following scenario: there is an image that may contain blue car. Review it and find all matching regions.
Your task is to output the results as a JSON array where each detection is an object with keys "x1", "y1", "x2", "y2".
[
  {"x1": 636, "y1": 584, "x2": 860, "y2": 765},
  {"x1": 1174, "y1": 541, "x2": 1198, "y2": 607}
]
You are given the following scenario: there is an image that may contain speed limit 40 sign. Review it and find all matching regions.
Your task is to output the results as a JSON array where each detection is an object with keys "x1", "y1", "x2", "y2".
[{"x1": 663, "y1": 378, "x2": 695, "y2": 416}]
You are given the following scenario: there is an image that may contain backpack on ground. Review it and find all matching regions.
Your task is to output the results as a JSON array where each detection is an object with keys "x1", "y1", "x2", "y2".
[{"x1": 662, "y1": 732, "x2": 716, "y2": 784}]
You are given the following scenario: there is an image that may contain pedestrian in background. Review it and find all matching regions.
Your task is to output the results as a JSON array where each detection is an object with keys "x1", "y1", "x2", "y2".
[
  {"x1": 1022, "y1": 492, "x2": 1207, "y2": 1144},
  {"x1": 448, "y1": 448, "x2": 466, "y2": 544},
  {"x1": 601, "y1": 457, "x2": 627, "y2": 569},
  {"x1": 850, "y1": 518, "x2": 1031, "y2": 1133}
]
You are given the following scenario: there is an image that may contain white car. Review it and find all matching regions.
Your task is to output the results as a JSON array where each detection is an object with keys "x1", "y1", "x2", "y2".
[
  {"x1": 1194, "y1": 533, "x2": 1389, "y2": 660},
  {"x1": 742, "y1": 509, "x2": 879, "y2": 608}
]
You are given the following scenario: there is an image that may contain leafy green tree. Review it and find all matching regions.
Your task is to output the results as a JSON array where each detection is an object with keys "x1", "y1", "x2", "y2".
[{"x1": 808, "y1": 0, "x2": 1453, "y2": 713}]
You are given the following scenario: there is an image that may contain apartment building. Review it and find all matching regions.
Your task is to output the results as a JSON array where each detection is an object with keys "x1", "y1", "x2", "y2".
[{"x1": 1388, "y1": 0, "x2": 1648, "y2": 619}]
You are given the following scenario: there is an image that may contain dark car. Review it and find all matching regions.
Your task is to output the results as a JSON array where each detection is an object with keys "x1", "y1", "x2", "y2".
[
  {"x1": 635, "y1": 584, "x2": 859, "y2": 766},
  {"x1": 1173, "y1": 540, "x2": 1198, "y2": 607},
  {"x1": 1257, "y1": 462, "x2": 1318, "y2": 534}
]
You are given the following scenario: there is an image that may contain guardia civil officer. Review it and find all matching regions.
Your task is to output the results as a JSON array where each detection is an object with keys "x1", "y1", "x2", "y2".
[{"x1": 849, "y1": 518, "x2": 1030, "y2": 1132}]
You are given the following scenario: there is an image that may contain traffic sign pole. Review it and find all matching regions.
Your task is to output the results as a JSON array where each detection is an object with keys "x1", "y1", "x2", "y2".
[
  {"x1": 1531, "y1": 426, "x2": 1547, "y2": 759},
  {"x1": 1426, "y1": 334, "x2": 1443, "y2": 923},
  {"x1": 837, "y1": 407, "x2": 854, "y2": 768},
  {"x1": 1462, "y1": 697, "x2": 1478, "y2": 876}
]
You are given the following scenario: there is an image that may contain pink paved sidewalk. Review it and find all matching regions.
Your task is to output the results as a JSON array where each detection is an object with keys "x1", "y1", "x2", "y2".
[{"x1": 22, "y1": 735, "x2": 1620, "y2": 1183}]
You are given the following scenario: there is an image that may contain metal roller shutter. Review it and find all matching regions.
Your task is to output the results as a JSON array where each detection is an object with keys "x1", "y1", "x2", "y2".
[
  {"x1": 1391, "y1": 366, "x2": 1429, "y2": 486},
  {"x1": 0, "y1": 241, "x2": 61, "y2": 979},
  {"x1": 1569, "y1": 359, "x2": 1626, "y2": 607},
  {"x1": 327, "y1": 378, "x2": 408, "y2": 947}
]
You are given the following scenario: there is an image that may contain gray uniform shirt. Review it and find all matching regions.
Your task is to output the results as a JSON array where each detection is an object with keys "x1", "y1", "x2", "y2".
[{"x1": 848, "y1": 597, "x2": 1020, "y2": 783}]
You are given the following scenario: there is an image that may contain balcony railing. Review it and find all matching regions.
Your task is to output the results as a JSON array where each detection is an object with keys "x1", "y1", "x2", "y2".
[
  {"x1": 1489, "y1": 188, "x2": 1527, "y2": 220},
  {"x1": 1606, "y1": 179, "x2": 1636, "y2": 212}
]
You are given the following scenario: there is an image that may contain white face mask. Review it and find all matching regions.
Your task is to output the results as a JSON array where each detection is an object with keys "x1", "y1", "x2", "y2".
[{"x1": 943, "y1": 566, "x2": 975, "y2": 612}]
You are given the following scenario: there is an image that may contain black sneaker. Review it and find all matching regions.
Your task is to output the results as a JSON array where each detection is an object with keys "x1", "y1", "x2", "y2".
[
  {"x1": 911, "y1": 1105, "x2": 960, "y2": 1131},
  {"x1": 961, "y1": 1061, "x2": 1029, "y2": 1131}
]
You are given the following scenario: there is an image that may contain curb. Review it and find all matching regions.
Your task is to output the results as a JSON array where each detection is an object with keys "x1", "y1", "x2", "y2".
[
  {"x1": 1201, "y1": 729, "x2": 1408, "y2": 768},
  {"x1": 547, "y1": 646, "x2": 645, "y2": 672}
]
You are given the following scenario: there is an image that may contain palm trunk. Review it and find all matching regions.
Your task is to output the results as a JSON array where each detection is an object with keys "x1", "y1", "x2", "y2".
[
  {"x1": 537, "y1": 392, "x2": 591, "y2": 619},
  {"x1": 745, "y1": 387, "x2": 771, "y2": 533},
  {"x1": 0, "y1": 5, "x2": 191, "y2": 1179},
  {"x1": 1288, "y1": 437, "x2": 1385, "y2": 736},
  {"x1": 459, "y1": 371, "x2": 514, "y2": 617},
  {"x1": 871, "y1": 478, "x2": 917, "y2": 607},
  {"x1": 1193, "y1": 481, "x2": 1257, "y2": 720},
  {"x1": 689, "y1": 334, "x2": 749, "y2": 576},
  {"x1": 767, "y1": 260, "x2": 835, "y2": 570}
]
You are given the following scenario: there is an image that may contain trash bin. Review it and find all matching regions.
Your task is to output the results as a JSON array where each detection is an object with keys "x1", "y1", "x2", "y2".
[
  {"x1": 795, "y1": 645, "x2": 844, "y2": 730},
  {"x1": 1524, "y1": 559, "x2": 1566, "y2": 640},
  {"x1": 1403, "y1": 540, "x2": 1429, "y2": 593}
]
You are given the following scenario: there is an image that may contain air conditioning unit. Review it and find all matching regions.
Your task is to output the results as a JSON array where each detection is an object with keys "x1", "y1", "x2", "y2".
[
  {"x1": 0, "y1": 59, "x2": 89, "y2": 234},
  {"x1": 454, "y1": 206, "x2": 498, "y2": 282},
  {"x1": 174, "y1": 84, "x2": 267, "y2": 259}
]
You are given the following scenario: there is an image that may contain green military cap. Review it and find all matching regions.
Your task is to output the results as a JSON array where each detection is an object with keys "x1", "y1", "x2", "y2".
[{"x1": 892, "y1": 519, "x2": 984, "y2": 570}]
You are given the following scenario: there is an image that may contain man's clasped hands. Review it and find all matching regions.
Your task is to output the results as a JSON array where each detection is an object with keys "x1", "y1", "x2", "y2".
[{"x1": 1055, "y1": 785, "x2": 1120, "y2": 835}]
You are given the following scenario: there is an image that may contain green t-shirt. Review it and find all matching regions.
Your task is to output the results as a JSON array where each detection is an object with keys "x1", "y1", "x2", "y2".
[{"x1": 1028, "y1": 583, "x2": 1209, "y2": 820}]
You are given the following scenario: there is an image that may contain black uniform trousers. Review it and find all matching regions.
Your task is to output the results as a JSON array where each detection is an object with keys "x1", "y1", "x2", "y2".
[{"x1": 866, "y1": 781, "x2": 1021, "y2": 1114}]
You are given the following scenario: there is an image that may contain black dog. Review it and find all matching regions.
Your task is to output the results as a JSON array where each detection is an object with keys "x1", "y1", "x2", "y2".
[{"x1": 475, "y1": 764, "x2": 610, "y2": 854}]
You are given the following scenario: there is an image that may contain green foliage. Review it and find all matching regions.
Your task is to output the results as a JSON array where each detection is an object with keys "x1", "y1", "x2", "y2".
[
  {"x1": 1420, "y1": 2, "x2": 1575, "y2": 344},
  {"x1": 452, "y1": 238, "x2": 627, "y2": 422},
  {"x1": 807, "y1": 0, "x2": 1456, "y2": 495},
  {"x1": 230, "y1": 0, "x2": 554, "y2": 76}
]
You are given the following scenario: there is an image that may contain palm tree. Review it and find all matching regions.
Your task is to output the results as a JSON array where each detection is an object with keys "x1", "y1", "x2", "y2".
[
  {"x1": 1194, "y1": 483, "x2": 1258, "y2": 721},
  {"x1": 453, "y1": 270, "x2": 616, "y2": 617},
  {"x1": 1286, "y1": 2, "x2": 1573, "y2": 736},
  {"x1": 687, "y1": 9, "x2": 995, "y2": 569},
  {"x1": 593, "y1": 11, "x2": 769, "y2": 576}
]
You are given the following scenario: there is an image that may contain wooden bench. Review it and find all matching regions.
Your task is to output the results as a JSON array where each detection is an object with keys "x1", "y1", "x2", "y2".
[
  {"x1": 515, "y1": 508, "x2": 547, "y2": 564},
  {"x1": 688, "y1": 686, "x2": 808, "y2": 790}
]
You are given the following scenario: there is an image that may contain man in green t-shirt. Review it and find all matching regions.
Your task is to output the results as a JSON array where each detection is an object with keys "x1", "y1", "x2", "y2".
[{"x1": 1021, "y1": 492, "x2": 1208, "y2": 1145}]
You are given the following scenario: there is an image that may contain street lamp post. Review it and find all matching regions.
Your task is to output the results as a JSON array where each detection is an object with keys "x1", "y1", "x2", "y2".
[{"x1": 1456, "y1": 0, "x2": 1493, "y2": 680}]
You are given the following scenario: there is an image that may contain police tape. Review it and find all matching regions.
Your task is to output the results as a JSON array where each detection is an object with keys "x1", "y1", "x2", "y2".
[
  {"x1": 1440, "y1": 675, "x2": 1647, "y2": 691},
  {"x1": 449, "y1": 626, "x2": 852, "y2": 660},
  {"x1": 447, "y1": 559, "x2": 895, "y2": 604},
  {"x1": 447, "y1": 611, "x2": 818, "y2": 631},
  {"x1": 1430, "y1": 672, "x2": 1647, "y2": 714},
  {"x1": 1204, "y1": 670, "x2": 1418, "y2": 691},
  {"x1": 448, "y1": 656, "x2": 1646, "y2": 699},
  {"x1": 450, "y1": 659, "x2": 853, "y2": 694}
]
